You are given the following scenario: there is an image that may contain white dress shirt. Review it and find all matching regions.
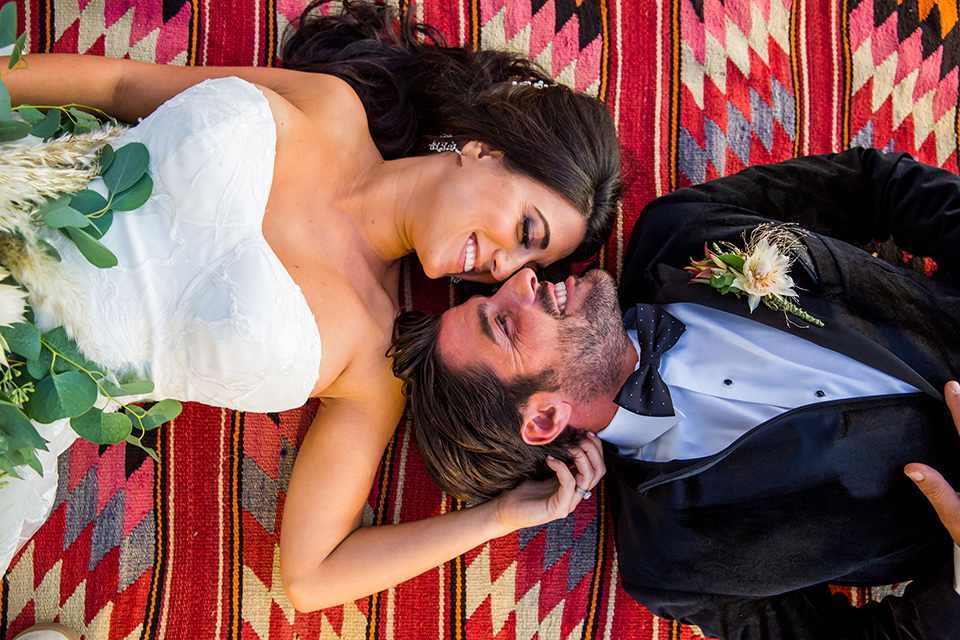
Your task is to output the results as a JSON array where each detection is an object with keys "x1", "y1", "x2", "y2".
[{"x1": 598, "y1": 302, "x2": 960, "y2": 595}]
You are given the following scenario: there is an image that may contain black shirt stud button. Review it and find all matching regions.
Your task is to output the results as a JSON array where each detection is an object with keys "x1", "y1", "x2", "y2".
[
  {"x1": 723, "y1": 379, "x2": 733, "y2": 386},
  {"x1": 815, "y1": 390, "x2": 826, "y2": 398}
]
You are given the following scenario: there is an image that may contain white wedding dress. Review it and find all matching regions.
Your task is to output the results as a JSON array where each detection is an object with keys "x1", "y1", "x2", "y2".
[{"x1": 0, "y1": 77, "x2": 323, "y2": 573}]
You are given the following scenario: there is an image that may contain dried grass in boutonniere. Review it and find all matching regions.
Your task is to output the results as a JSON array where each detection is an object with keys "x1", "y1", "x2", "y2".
[{"x1": 685, "y1": 223, "x2": 824, "y2": 327}]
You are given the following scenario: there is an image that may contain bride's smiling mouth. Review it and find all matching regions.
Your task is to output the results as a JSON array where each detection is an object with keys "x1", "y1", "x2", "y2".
[{"x1": 461, "y1": 233, "x2": 477, "y2": 273}]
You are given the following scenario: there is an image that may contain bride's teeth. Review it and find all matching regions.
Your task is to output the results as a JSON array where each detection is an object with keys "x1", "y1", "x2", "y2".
[
  {"x1": 555, "y1": 282, "x2": 567, "y2": 314},
  {"x1": 464, "y1": 235, "x2": 476, "y2": 272}
]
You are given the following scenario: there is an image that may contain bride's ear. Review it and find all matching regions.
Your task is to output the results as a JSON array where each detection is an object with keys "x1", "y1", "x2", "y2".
[
  {"x1": 519, "y1": 392, "x2": 572, "y2": 446},
  {"x1": 461, "y1": 140, "x2": 503, "y2": 161}
]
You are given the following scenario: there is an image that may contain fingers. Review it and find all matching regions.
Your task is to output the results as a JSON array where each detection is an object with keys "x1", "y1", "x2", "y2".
[
  {"x1": 946, "y1": 381, "x2": 960, "y2": 437},
  {"x1": 906, "y1": 462, "x2": 960, "y2": 546}
]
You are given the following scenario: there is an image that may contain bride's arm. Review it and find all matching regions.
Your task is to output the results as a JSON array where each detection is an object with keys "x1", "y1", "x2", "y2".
[
  {"x1": 280, "y1": 367, "x2": 604, "y2": 612},
  {"x1": 0, "y1": 53, "x2": 341, "y2": 123}
]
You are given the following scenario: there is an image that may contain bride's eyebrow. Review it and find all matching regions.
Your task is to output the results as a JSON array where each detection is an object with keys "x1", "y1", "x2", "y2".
[{"x1": 535, "y1": 207, "x2": 551, "y2": 250}]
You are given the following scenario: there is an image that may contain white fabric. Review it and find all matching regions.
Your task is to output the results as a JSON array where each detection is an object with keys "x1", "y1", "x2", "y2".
[
  {"x1": 599, "y1": 303, "x2": 919, "y2": 461},
  {"x1": 1, "y1": 77, "x2": 322, "y2": 573}
]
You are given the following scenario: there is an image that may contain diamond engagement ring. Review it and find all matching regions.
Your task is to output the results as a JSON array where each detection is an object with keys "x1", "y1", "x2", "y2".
[{"x1": 576, "y1": 486, "x2": 592, "y2": 500}]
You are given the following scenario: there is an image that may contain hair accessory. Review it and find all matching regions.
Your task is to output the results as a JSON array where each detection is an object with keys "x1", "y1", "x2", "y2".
[
  {"x1": 511, "y1": 79, "x2": 558, "y2": 89},
  {"x1": 449, "y1": 277, "x2": 461, "y2": 284},
  {"x1": 576, "y1": 486, "x2": 592, "y2": 500},
  {"x1": 428, "y1": 134, "x2": 461, "y2": 155}
]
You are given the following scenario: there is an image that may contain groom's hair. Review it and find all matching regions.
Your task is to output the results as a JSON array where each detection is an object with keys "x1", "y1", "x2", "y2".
[{"x1": 390, "y1": 311, "x2": 583, "y2": 503}]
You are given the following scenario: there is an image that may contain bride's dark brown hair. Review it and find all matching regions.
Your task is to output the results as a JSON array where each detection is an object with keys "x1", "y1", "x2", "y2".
[{"x1": 281, "y1": 0, "x2": 622, "y2": 261}]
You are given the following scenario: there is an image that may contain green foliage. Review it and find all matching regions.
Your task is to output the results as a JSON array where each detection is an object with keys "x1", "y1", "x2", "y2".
[{"x1": 0, "y1": 3, "x2": 180, "y2": 481}]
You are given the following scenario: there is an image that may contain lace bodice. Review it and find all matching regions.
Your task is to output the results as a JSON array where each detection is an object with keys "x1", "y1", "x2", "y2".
[{"x1": 35, "y1": 77, "x2": 323, "y2": 412}]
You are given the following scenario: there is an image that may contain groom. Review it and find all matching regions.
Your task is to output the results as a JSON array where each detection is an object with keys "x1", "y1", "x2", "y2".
[{"x1": 391, "y1": 148, "x2": 960, "y2": 639}]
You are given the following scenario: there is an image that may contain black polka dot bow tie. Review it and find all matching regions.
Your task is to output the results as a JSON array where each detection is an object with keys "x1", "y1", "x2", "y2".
[{"x1": 615, "y1": 304, "x2": 686, "y2": 417}]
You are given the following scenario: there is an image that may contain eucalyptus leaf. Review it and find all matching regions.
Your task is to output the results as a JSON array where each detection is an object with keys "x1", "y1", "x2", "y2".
[
  {"x1": 0, "y1": 434, "x2": 7, "y2": 455},
  {"x1": 25, "y1": 345, "x2": 52, "y2": 378},
  {"x1": 29, "y1": 371, "x2": 98, "y2": 423},
  {"x1": 98, "y1": 144, "x2": 115, "y2": 174},
  {"x1": 102, "y1": 143, "x2": 148, "y2": 193},
  {"x1": 30, "y1": 108, "x2": 61, "y2": 138},
  {"x1": 16, "y1": 446, "x2": 42, "y2": 475},
  {"x1": 0, "y1": 401, "x2": 46, "y2": 449},
  {"x1": 43, "y1": 204, "x2": 92, "y2": 229},
  {"x1": 8, "y1": 33, "x2": 24, "y2": 68},
  {"x1": 85, "y1": 210, "x2": 113, "y2": 239},
  {"x1": 110, "y1": 174, "x2": 153, "y2": 211},
  {"x1": 17, "y1": 106, "x2": 43, "y2": 121},
  {"x1": 69, "y1": 108, "x2": 100, "y2": 134},
  {"x1": 0, "y1": 118, "x2": 31, "y2": 142},
  {"x1": 134, "y1": 399, "x2": 181, "y2": 430},
  {"x1": 0, "y1": 321, "x2": 40, "y2": 360},
  {"x1": 118, "y1": 379, "x2": 154, "y2": 396},
  {"x1": 65, "y1": 226, "x2": 118, "y2": 268},
  {"x1": 0, "y1": 2, "x2": 15, "y2": 48},
  {"x1": 68, "y1": 189, "x2": 108, "y2": 216},
  {"x1": 0, "y1": 80, "x2": 9, "y2": 119},
  {"x1": 71, "y1": 408, "x2": 132, "y2": 444},
  {"x1": 39, "y1": 326, "x2": 88, "y2": 370},
  {"x1": 36, "y1": 238, "x2": 61, "y2": 262},
  {"x1": 0, "y1": 455, "x2": 22, "y2": 479},
  {"x1": 36, "y1": 194, "x2": 72, "y2": 217}
]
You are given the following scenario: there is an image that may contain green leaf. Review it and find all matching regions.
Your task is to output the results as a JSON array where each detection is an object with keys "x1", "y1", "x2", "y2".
[
  {"x1": 68, "y1": 189, "x2": 108, "y2": 216},
  {"x1": 69, "y1": 107, "x2": 99, "y2": 134},
  {"x1": 0, "y1": 2, "x2": 16, "y2": 48},
  {"x1": 29, "y1": 371, "x2": 98, "y2": 423},
  {"x1": 17, "y1": 106, "x2": 43, "y2": 121},
  {"x1": 0, "y1": 434, "x2": 7, "y2": 455},
  {"x1": 30, "y1": 108, "x2": 61, "y2": 138},
  {"x1": 25, "y1": 345, "x2": 52, "y2": 378},
  {"x1": 8, "y1": 33, "x2": 25, "y2": 68},
  {"x1": 718, "y1": 254, "x2": 746, "y2": 271},
  {"x1": 144, "y1": 399, "x2": 181, "y2": 428},
  {"x1": 86, "y1": 209, "x2": 113, "y2": 239},
  {"x1": 43, "y1": 204, "x2": 92, "y2": 229},
  {"x1": 16, "y1": 445, "x2": 42, "y2": 475},
  {"x1": 65, "y1": 226, "x2": 118, "y2": 268},
  {"x1": 71, "y1": 408, "x2": 132, "y2": 444},
  {"x1": 97, "y1": 378, "x2": 154, "y2": 398},
  {"x1": 102, "y1": 142, "x2": 148, "y2": 193},
  {"x1": 0, "y1": 401, "x2": 46, "y2": 449},
  {"x1": 0, "y1": 79, "x2": 9, "y2": 119},
  {"x1": 40, "y1": 326, "x2": 95, "y2": 376},
  {"x1": 110, "y1": 174, "x2": 152, "y2": 212},
  {"x1": 0, "y1": 454, "x2": 22, "y2": 479},
  {"x1": 0, "y1": 321, "x2": 40, "y2": 360},
  {"x1": 0, "y1": 118, "x2": 31, "y2": 142},
  {"x1": 98, "y1": 144, "x2": 115, "y2": 175},
  {"x1": 36, "y1": 238, "x2": 61, "y2": 262}
]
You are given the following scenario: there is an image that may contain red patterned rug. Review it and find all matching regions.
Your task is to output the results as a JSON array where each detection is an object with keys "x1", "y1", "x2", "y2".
[{"x1": 2, "y1": 1, "x2": 957, "y2": 639}]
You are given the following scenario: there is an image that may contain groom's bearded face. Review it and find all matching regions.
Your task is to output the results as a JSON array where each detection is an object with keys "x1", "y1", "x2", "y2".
[
  {"x1": 437, "y1": 268, "x2": 630, "y2": 405},
  {"x1": 545, "y1": 270, "x2": 630, "y2": 403}
]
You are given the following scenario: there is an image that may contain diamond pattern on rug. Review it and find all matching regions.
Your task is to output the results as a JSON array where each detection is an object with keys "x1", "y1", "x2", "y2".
[
  {"x1": 50, "y1": 0, "x2": 189, "y2": 63},
  {"x1": 2, "y1": 440, "x2": 155, "y2": 640},
  {"x1": 678, "y1": 0, "x2": 797, "y2": 185},
  {"x1": 480, "y1": 0, "x2": 604, "y2": 95},
  {"x1": 847, "y1": 0, "x2": 959, "y2": 168}
]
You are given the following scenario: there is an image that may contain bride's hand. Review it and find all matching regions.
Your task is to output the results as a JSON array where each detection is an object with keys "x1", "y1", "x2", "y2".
[{"x1": 489, "y1": 433, "x2": 606, "y2": 534}]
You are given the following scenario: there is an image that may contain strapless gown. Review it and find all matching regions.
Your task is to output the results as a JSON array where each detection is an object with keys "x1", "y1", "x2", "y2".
[{"x1": 0, "y1": 77, "x2": 323, "y2": 572}]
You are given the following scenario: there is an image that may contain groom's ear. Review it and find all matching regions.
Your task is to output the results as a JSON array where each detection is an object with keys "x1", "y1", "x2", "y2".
[{"x1": 519, "y1": 392, "x2": 572, "y2": 446}]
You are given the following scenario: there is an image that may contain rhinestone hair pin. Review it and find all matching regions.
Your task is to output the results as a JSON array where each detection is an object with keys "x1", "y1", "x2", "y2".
[{"x1": 511, "y1": 79, "x2": 558, "y2": 89}]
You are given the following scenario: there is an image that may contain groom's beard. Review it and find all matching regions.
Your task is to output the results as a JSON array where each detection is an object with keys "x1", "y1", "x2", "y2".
[{"x1": 538, "y1": 270, "x2": 630, "y2": 404}]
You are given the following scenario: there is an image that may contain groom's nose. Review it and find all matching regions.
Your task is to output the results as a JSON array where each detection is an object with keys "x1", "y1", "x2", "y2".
[{"x1": 502, "y1": 268, "x2": 539, "y2": 305}]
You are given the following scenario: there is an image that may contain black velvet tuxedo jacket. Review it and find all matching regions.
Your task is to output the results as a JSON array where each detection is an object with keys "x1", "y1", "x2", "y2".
[{"x1": 611, "y1": 148, "x2": 960, "y2": 639}]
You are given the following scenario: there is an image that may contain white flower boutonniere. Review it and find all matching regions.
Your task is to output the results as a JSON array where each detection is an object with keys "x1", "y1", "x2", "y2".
[{"x1": 685, "y1": 223, "x2": 824, "y2": 327}]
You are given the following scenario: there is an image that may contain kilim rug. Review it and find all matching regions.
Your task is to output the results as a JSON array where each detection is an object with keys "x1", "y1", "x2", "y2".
[{"x1": 2, "y1": 0, "x2": 957, "y2": 638}]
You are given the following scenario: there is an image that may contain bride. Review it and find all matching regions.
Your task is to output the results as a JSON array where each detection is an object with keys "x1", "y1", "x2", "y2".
[{"x1": 0, "y1": 0, "x2": 620, "y2": 610}]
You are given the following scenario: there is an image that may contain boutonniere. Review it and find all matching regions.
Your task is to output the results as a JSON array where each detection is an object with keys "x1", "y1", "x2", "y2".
[{"x1": 685, "y1": 223, "x2": 824, "y2": 327}]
